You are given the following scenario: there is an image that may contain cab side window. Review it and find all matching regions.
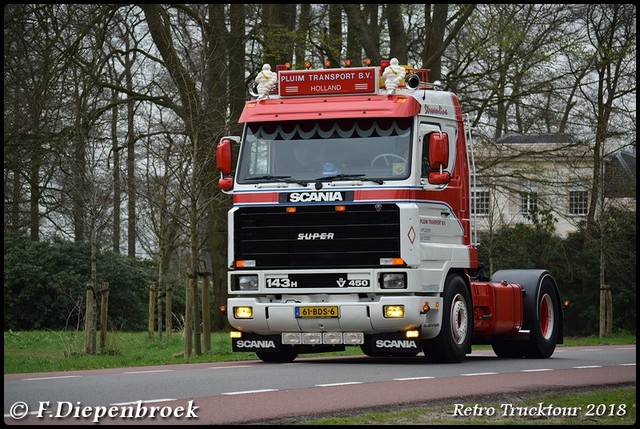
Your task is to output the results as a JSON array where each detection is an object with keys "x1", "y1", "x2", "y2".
[{"x1": 421, "y1": 136, "x2": 431, "y2": 177}]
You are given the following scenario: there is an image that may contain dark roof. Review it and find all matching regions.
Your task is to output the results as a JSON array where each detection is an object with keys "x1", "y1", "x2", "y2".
[
  {"x1": 496, "y1": 133, "x2": 576, "y2": 144},
  {"x1": 605, "y1": 151, "x2": 636, "y2": 198}
]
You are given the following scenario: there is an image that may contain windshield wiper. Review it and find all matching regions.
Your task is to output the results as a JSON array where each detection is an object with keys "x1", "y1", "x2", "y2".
[
  {"x1": 245, "y1": 175, "x2": 308, "y2": 186},
  {"x1": 315, "y1": 173, "x2": 384, "y2": 184}
]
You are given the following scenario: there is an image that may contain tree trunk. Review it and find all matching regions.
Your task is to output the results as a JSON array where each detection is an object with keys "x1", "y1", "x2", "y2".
[
  {"x1": 605, "y1": 287, "x2": 612, "y2": 335},
  {"x1": 262, "y1": 4, "x2": 296, "y2": 67},
  {"x1": 85, "y1": 206, "x2": 99, "y2": 354},
  {"x1": 184, "y1": 276, "x2": 193, "y2": 357},
  {"x1": 165, "y1": 282, "x2": 173, "y2": 337},
  {"x1": 422, "y1": 4, "x2": 476, "y2": 81},
  {"x1": 386, "y1": 4, "x2": 407, "y2": 63},
  {"x1": 345, "y1": 6, "x2": 361, "y2": 66},
  {"x1": 202, "y1": 275, "x2": 211, "y2": 354},
  {"x1": 295, "y1": 4, "x2": 311, "y2": 69},
  {"x1": 193, "y1": 277, "x2": 202, "y2": 355},
  {"x1": 228, "y1": 3, "x2": 246, "y2": 132},
  {"x1": 343, "y1": 5, "x2": 381, "y2": 64},
  {"x1": 100, "y1": 282, "x2": 109, "y2": 352},
  {"x1": 126, "y1": 37, "x2": 136, "y2": 258},
  {"x1": 111, "y1": 93, "x2": 121, "y2": 253},
  {"x1": 326, "y1": 4, "x2": 343, "y2": 66},
  {"x1": 83, "y1": 286, "x2": 96, "y2": 354},
  {"x1": 148, "y1": 282, "x2": 156, "y2": 339},
  {"x1": 157, "y1": 279, "x2": 163, "y2": 340},
  {"x1": 72, "y1": 93, "x2": 86, "y2": 242}
]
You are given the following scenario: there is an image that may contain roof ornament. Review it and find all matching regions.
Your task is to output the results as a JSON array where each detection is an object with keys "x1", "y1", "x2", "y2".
[
  {"x1": 382, "y1": 58, "x2": 406, "y2": 95},
  {"x1": 255, "y1": 64, "x2": 277, "y2": 100}
]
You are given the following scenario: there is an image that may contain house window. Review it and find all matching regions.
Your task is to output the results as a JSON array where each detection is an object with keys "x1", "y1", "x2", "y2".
[
  {"x1": 569, "y1": 190, "x2": 588, "y2": 216},
  {"x1": 471, "y1": 189, "x2": 490, "y2": 216},
  {"x1": 520, "y1": 192, "x2": 538, "y2": 214}
]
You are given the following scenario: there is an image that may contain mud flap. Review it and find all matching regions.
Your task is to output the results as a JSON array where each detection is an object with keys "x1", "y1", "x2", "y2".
[
  {"x1": 366, "y1": 332, "x2": 421, "y2": 353},
  {"x1": 232, "y1": 333, "x2": 281, "y2": 352}
]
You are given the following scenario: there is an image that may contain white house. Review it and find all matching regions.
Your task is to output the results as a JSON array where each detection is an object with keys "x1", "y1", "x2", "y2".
[{"x1": 471, "y1": 133, "x2": 636, "y2": 237}]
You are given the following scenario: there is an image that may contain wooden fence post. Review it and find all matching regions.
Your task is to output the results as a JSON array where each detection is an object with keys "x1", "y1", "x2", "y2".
[
  {"x1": 100, "y1": 282, "x2": 109, "y2": 352},
  {"x1": 148, "y1": 282, "x2": 156, "y2": 338},
  {"x1": 84, "y1": 285, "x2": 96, "y2": 354},
  {"x1": 202, "y1": 274, "x2": 211, "y2": 354}
]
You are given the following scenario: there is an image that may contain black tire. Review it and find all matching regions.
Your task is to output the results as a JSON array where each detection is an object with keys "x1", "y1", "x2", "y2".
[
  {"x1": 255, "y1": 347, "x2": 298, "y2": 363},
  {"x1": 423, "y1": 274, "x2": 472, "y2": 363},
  {"x1": 523, "y1": 276, "x2": 560, "y2": 358}
]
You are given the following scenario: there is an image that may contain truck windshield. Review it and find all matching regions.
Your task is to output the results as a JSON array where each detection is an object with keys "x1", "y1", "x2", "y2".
[{"x1": 236, "y1": 118, "x2": 413, "y2": 184}]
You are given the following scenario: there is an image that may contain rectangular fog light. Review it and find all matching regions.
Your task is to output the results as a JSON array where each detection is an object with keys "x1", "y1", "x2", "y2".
[
  {"x1": 282, "y1": 333, "x2": 302, "y2": 344},
  {"x1": 343, "y1": 332, "x2": 364, "y2": 344},
  {"x1": 322, "y1": 332, "x2": 343, "y2": 344},
  {"x1": 233, "y1": 306, "x2": 254, "y2": 319},
  {"x1": 384, "y1": 305, "x2": 405, "y2": 318},
  {"x1": 302, "y1": 333, "x2": 322, "y2": 344}
]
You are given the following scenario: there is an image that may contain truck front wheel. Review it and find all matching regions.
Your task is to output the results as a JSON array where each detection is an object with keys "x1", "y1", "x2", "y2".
[{"x1": 423, "y1": 274, "x2": 472, "y2": 363}]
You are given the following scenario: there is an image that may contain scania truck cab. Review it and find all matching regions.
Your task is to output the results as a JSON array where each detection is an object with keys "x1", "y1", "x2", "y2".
[{"x1": 216, "y1": 59, "x2": 564, "y2": 363}]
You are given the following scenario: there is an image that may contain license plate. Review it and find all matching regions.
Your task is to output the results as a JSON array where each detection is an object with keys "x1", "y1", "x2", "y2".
[{"x1": 295, "y1": 306, "x2": 339, "y2": 318}]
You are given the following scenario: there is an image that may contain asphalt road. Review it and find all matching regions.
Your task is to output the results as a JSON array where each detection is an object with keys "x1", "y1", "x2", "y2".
[{"x1": 4, "y1": 345, "x2": 635, "y2": 425}]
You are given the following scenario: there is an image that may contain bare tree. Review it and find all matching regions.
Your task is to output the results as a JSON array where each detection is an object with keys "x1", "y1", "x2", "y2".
[
  {"x1": 294, "y1": 5, "x2": 312, "y2": 69},
  {"x1": 386, "y1": 4, "x2": 407, "y2": 63},
  {"x1": 4, "y1": 5, "x2": 73, "y2": 240},
  {"x1": 342, "y1": 5, "x2": 383, "y2": 64},
  {"x1": 140, "y1": 4, "x2": 231, "y2": 355},
  {"x1": 422, "y1": 4, "x2": 476, "y2": 82},
  {"x1": 574, "y1": 4, "x2": 636, "y2": 336},
  {"x1": 262, "y1": 4, "x2": 297, "y2": 67}
]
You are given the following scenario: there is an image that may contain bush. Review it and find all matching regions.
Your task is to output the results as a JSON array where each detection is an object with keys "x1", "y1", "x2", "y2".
[
  {"x1": 477, "y1": 208, "x2": 636, "y2": 336},
  {"x1": 4, "y1": 235, "x2": 154, "y2": 331}
]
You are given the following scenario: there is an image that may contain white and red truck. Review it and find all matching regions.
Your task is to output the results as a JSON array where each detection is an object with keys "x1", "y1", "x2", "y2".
[{"x1": 216, "y1": 59, "x2": 565, "y2": 363}]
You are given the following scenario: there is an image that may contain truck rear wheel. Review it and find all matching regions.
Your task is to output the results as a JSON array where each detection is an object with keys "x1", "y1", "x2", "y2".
[
  {"x1": 523, "y1": 277, "x2": 560, "y2": 358},
  {"x1": 256, "y1": 347, "x2": 298, "y2": 363},
  {"x1": 423, "y1": 274, "x2": 471, "y2": 363},
  {"x1": 491, "y1": 270, "x2": 562, "y2": 359}
]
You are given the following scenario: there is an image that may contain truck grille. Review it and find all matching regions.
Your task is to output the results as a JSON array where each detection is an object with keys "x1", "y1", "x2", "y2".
[{"x1": 233, "y1": 204, "x2": 400, "y2": 268}]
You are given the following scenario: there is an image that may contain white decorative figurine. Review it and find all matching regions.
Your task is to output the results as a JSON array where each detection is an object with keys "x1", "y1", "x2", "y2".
[
  {"x1": 255, "y1": 64, "x2": 277, "y2": 99},
  {"x1": 382, "y1": 58, "x2": 406, "y2": 95}
]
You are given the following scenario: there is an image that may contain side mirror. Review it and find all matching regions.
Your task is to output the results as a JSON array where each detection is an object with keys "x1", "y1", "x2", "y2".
[
  {"x1": 429, "y1": 133, "x2": 449, "y2": 170},
  {"x1": 428, "y1": 171, "x2": 451, "y2": 185},
  {"x1": 426, "y1": 133, "x2": 450, "y2": 185},
  {"x1": 217, "y1": 138, "x2": 233, "y2": 176},
  {"x1": 217, "y1": 138, "x2": 234, "y2": 191},
  {"x1": 218, "y1": 177, "x2": 234, "y2": 191}
]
